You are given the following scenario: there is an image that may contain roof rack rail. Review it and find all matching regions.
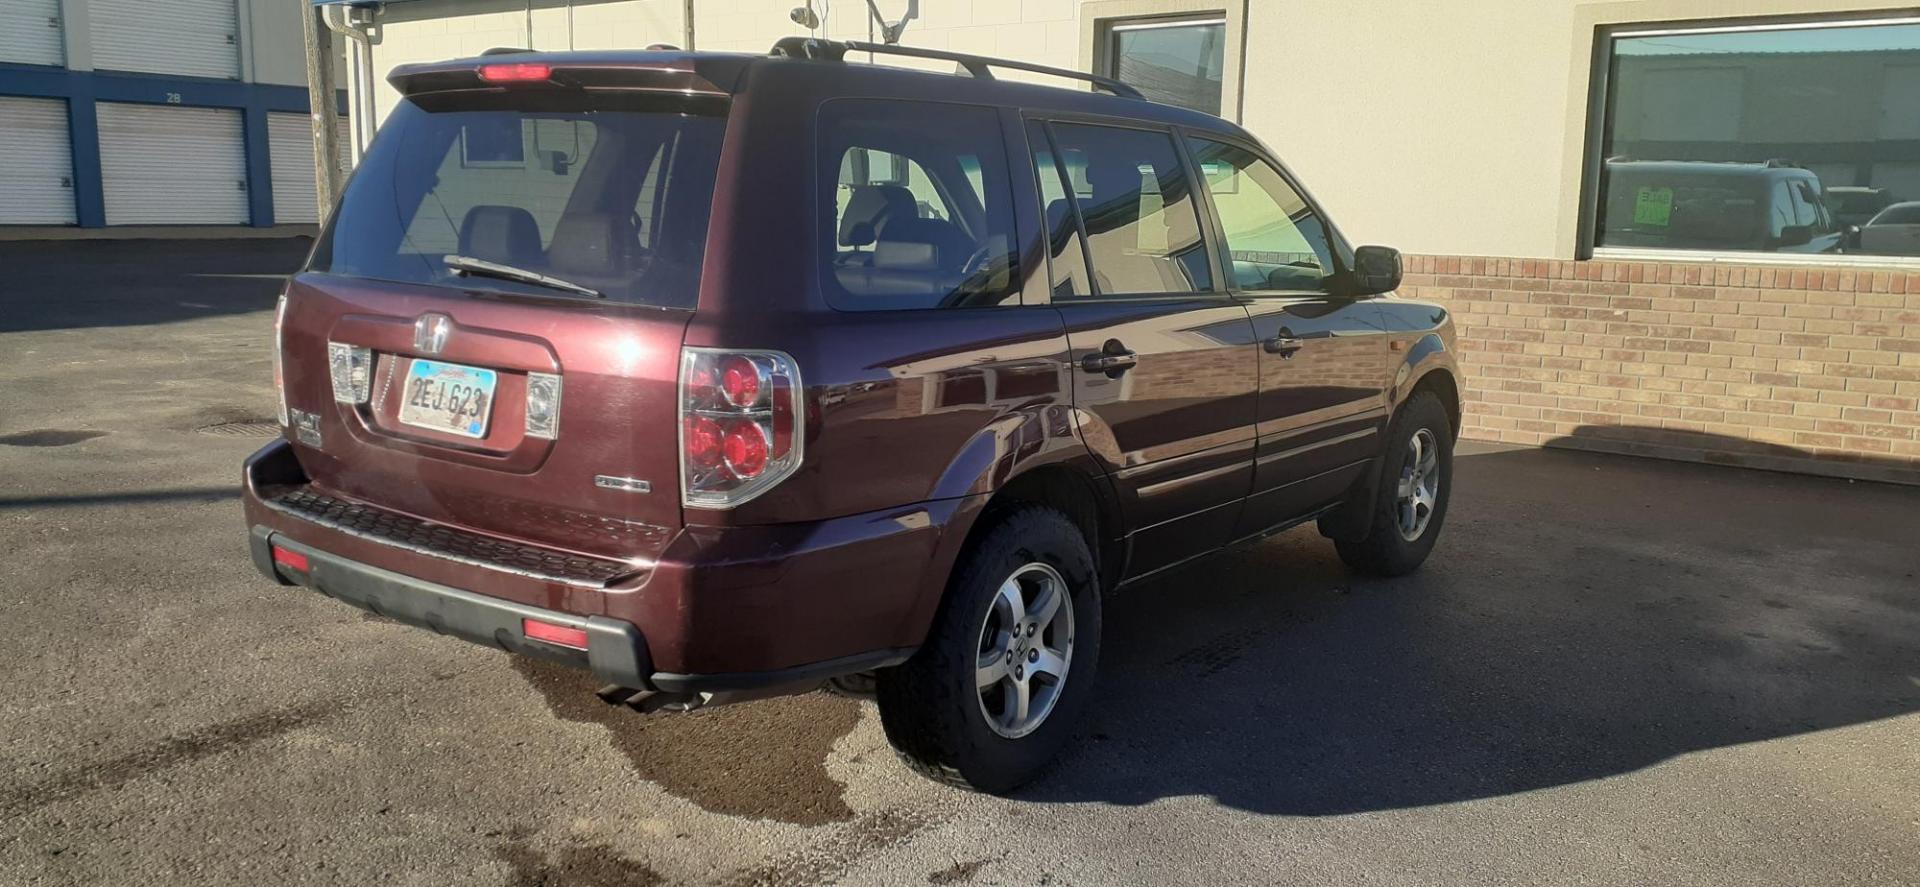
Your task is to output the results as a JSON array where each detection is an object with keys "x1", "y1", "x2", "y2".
[{"x1": 768, "y1": 37, "x2": 1144, "y2": 100}]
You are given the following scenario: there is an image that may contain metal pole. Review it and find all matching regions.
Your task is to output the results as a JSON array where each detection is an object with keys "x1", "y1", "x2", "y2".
[
  {"x1": 682, "y1": 0, "x2": 695, "y2": 51},
  {"x1": 301, "y1": 2, "x2": 343, "y2": 224}
]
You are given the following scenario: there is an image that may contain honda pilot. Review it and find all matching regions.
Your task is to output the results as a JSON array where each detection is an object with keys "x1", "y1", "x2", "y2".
[{"x1": 243, "y1": 38, "x2": 1462, "y2": 792}]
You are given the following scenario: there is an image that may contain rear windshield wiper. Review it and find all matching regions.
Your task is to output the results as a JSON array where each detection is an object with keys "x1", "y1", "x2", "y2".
[{"x1": 442, "y1": 255, "x2": 604, "y2": 300}]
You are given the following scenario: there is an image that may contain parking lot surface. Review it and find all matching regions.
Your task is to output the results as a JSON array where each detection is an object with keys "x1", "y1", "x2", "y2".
[{"x1": 2, "y1": 239, "x2": 1918, "y2": 886}]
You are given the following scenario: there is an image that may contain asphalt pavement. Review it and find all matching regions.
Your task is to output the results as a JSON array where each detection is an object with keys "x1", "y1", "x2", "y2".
[{"x1": 2, "y1": 239, "x2": 1917, "y2": 886}]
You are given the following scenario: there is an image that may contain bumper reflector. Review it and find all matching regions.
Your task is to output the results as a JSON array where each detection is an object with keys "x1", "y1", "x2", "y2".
[
  {"x1": 523, "y1": 618, "x2": 589, "y2": 650},
  {"x1": 271, "y1": 546, "x2": 310, "y2": 573}
]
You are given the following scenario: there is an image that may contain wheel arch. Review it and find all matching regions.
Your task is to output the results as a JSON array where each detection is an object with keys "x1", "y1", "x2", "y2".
[{"x1": 891, "y1": 457, "x2": 1125, "y2": 656}]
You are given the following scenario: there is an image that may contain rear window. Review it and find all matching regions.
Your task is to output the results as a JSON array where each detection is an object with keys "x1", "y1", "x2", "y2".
[
  {"x1": 1871, "y1": 203, "x2": 1920, "y2": 225},
  {"x1": 310, "y1": 96, "x2": 725, "y2": 308}
]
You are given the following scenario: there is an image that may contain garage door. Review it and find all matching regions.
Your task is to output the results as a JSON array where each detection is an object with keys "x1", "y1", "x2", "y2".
[
  {"x1": 90, "y1": 0, "x2": 238, "y2": 80},
  {"x1": 0, "y1": 0, "x2": 64, "y2": 67},
  {"x1": 0, "y1": 97, "x2": 77, "y2": 225},
  {"x1": 98, "y1": 103, "x2": 249, "y2": 226},
  {"x1": 268, "y1": 112, "x2": 352, "y2": 224}
]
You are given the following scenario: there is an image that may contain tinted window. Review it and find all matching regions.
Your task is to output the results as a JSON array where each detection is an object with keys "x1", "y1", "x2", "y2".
[
  {"x1": 820, "y1": 100, "x2": 1020, "y2": 310},
  {"x1": 1190, "y1": 138, "x2": 1336, "y2": 292},
  {"x1": 311, "y1": 97, "x2": 723, "y2": 307},
  {"x1": 1028, "y1": 121, "x2": 1094, "y2": 300},
  {"x1": 1596, "y1": 20, "x2": 1920, "y2": 257},
  {"x1": 1109, "y1": 19, "x2": 1227, "y2": 116},
  {"x1": 1047, "y1": 122, "x2": 1212, "y2": 297}
]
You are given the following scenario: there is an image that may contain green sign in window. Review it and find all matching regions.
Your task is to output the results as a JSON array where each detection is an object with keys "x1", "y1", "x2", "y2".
[{"x1": 1633, "y1": 187, "x2": 1674, "y2": 227}]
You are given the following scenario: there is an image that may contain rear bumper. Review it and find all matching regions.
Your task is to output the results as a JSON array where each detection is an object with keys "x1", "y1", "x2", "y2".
[
  {"x1": 242, "y1": 439, "x2": 965, "y2": 692},
  {"x1": 250, "y1": 525, "x2": 652, "y2": 687}
]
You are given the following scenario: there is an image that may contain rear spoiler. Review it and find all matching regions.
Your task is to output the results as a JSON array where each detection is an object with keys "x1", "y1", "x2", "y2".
[{"x1": 389, "y1": 57, "x2": 735, "y2": 100}]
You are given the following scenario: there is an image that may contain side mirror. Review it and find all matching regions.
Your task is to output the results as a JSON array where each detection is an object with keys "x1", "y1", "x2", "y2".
[
  {"x1": 1774, "y1": 224, "x2": 1814, "y2": 248},
  {"x1": 1844, "y1": 224, "x2": 1863, "y2": 251},
  {"x1": 1349, "y1": 245, "x2": 1402, "y2": 296}
]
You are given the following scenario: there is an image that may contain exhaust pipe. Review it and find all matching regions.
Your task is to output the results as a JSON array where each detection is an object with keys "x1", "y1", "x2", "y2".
[{"x1": 596, "y1": 685, "x2": 706, "y2": 713}]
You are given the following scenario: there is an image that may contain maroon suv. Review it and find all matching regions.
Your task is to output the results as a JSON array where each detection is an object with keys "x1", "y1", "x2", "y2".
[{"x1": 243, "y1": 38, "x2": 1461, "y2": 792}]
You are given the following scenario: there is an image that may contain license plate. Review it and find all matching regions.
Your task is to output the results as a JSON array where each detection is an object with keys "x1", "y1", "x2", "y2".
[{"x1": 399, "y1": 359, "x2": 498, "y2": 439}]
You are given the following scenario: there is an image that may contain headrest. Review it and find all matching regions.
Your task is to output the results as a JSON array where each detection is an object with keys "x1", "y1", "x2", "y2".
[
  {"x1": 873, "y1": 217, "x2": 965, "y2": 271},
  {"x1": 458, "y1": 205, "x2": 543, "y2": 267},
  {"x1": 547, "y1": 214, "x2": 620, "y2": 275},
  {"x1": 839, "y1": 184, "x2": 916, "y2": 246}
]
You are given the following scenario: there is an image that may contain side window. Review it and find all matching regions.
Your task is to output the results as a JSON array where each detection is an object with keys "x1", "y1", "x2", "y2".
[
  {"x1": 1028, "y1": 121, "x2": 1093, "y2": 300},
  {"x1": 1793, "y1": 181, "x2": 1833, "y2": 233},
  {"x1": 1189, "y1": 137, "x2": 1337, "y2": 293},
  {"x1": 1788, "y1": 180, "x2": 1821, "y2": 230},
  {"x1": 1046, "y1": 122, "x2": 1213, "y2": 297},
  {"x1": 819, "y1": 100, "x2": 1020, "y2": 310}
]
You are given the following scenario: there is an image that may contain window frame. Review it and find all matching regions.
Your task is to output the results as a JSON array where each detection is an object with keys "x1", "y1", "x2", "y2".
[
  {"x1": 1178, "y1": 128, "x2": 1356, "y2": 300},
  {"x1": 1021, "y1": 111, "x2": 1234, "y2": 304},
  {"x1": 1582, "y1": 13, "x2": 1920, "y2": 267}
]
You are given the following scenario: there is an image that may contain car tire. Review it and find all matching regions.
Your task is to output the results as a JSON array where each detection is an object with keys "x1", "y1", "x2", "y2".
[
  {"x1": 875, "y1": 506, "x2": 1102, "y2": 794},
  {"x1": 1332, "y1": 390, "x2": 1453, "y2": 577}
]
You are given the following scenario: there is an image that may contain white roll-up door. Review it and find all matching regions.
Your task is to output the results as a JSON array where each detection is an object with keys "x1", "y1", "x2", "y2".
[
  {"x1": 98, "y1": 103, "x2": 249, "y2": 225},
  {"x1": 0, "y1": 97, "x2": 77, "y2": 225},
  {"x1": 90, "y1": 0, "x2": 238, "y2": 80},
  {"x1": 0, "y1": 0, "x2": 64, "y2": 67},
  {"x1": 268, "y1": 113, "x2": 353, "y2": 223}
]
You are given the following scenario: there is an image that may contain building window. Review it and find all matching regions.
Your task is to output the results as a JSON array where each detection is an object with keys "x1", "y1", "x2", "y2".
[
  {"x1": 1107, "y1": 17, "x2": 1227, "y2": 117},
  {"x1": 1593, "y1": 17, "x2": 1920, "y2": 259}
]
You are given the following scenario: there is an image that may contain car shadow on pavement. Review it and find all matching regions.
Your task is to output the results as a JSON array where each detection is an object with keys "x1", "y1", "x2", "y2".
[
  {"x1": 1021, "y1": 443, "x2": 1920, "y2": 815},
  {"x1": 0, "y1": 239, "x2": 311, "y2": 334}
]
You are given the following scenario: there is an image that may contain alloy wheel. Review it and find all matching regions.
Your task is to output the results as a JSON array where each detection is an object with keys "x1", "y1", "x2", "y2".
[
  {"x1": 974, "y1": 562, "x2": 1075, "y2": 739},
  {"x1": 1396, "y1": 427, "x2": 1441, "y2": 541}
]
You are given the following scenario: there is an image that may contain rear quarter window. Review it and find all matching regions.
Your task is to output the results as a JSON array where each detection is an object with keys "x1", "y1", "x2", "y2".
[{"x1": 818, "y1": 99, "x2": 1024, "y2": 310}]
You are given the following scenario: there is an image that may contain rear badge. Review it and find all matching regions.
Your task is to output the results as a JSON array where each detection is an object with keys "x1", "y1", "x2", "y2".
[{"x1": 594, "y1": 476, "x2": 652, "y2": 494}]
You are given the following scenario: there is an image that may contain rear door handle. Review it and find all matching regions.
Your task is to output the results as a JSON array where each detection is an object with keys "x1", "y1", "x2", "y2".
[
  {"x1": 1081, "y1": 348, "x2": 1138, "y2": 376},
  {"x1": 1264, "y1": 336, "x2": 1305, "y2": 357}
]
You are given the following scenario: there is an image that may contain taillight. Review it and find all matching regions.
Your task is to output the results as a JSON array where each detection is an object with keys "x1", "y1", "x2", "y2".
[
  {"x1": 273, "y1": 293, "x2": 288, "y2": 425},
  {"x1": 679, "y1": 348, "x2": 803, "y2": 508}
]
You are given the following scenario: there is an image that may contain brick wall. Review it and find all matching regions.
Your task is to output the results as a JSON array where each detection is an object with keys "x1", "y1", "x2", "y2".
[{"x1": 1400, "y1": 255, "x2": 1920, "y2": 486}]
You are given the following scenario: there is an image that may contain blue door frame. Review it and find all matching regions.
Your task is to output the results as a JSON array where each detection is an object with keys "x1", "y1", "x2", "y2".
[{"x1": 0, "y1": 63, "x2": 348, "y2": 227}]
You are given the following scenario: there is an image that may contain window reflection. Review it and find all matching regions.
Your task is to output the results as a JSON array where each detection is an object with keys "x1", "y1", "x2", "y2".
[
  {"x1": 1109, "y1": 19, "x2": 1227, "y2": 116},
  {"x1": 1598, "y1": 20, "x2": 1920, "y2": 258}
]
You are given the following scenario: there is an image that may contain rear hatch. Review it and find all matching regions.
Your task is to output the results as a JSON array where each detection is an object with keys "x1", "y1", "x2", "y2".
[{"x1": 278, "y1": 65, "x2": 730, "y2": 559}]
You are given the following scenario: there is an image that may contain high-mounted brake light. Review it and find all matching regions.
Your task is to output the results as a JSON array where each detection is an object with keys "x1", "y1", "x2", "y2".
[
  {"x1": 679, "y1": 348, "x2": 803, "y2": 508},
  {"x1": 478, "y1": 62, "x2": 552, "y2": 83}
]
